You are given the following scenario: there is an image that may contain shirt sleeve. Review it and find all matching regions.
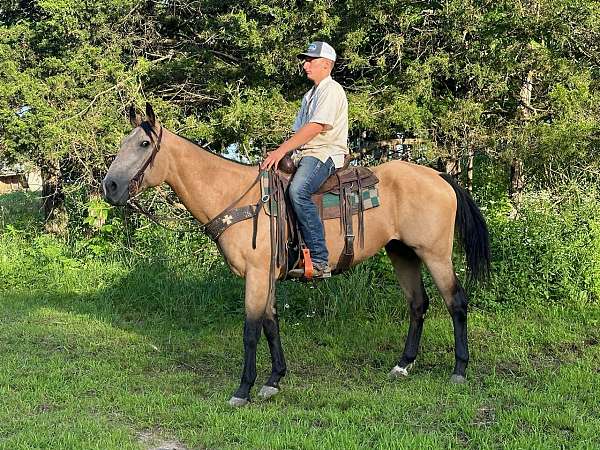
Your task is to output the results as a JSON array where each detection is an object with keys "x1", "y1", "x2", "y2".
[{"x1": 307, "y1": 86, "x2": 342, "y2": 131}]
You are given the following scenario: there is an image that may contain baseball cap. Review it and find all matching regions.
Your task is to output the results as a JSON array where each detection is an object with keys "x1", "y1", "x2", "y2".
[{"x1": 297, "y1": 41, "x2": 337, "y2": 62}]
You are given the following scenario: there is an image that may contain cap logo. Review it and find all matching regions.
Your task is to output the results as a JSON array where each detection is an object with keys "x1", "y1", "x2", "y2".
[{"x1": 308, "y1": 44, "x2": 317, "y2": 51}]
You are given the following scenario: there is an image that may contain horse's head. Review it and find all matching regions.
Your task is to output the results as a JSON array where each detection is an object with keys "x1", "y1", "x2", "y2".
[{"x1": 102, "y1": 103, "x2": 169, "y2": 206}]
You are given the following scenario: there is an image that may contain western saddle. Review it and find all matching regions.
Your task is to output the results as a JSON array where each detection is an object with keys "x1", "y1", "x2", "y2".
[{"x1": 204, "y1": 155, "x2": 379, "y2": 280}]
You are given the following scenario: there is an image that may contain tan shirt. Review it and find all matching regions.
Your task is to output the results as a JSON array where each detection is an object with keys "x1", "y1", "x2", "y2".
[{"x1": 292, "y1": 75, "x2": 348, "y2": 168}]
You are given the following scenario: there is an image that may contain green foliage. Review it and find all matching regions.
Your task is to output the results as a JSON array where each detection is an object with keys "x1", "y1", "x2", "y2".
[
  {"x1": 0, "y1": 0, "x2": 147, "y2": 219},
  {"x1": 84, "y1": 196, "x2": 110, "y2": 230},
  {"x1": 0, "y1": 190, "x2": 42, "y2": 231},
  {"x1": 2, "y1": 0, "x2": 600, "y2": 232},
  {"x1": 471, "y1": 183, "x2": 600, "y2": 308}
]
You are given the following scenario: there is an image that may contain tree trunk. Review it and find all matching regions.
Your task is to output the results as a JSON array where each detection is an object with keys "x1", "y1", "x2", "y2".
[
  {"x1": 41, "y1": 158, "x2": 68, "y2": 234},
  {"x1": 445, "y1": 156, "x2": 461, "y2": 178},
  {"x1": 509, "y1": 157, "x2": 525, "y2": 200},
  {"x1": 466, "y1": 146, "x2": 474, "y2": 193},
  {"x1": 517, "y1": 71, "x2": 534, "y2": 121},
  {"x1": 511, "y1": 70, "x2": 534, "y2": 204}
]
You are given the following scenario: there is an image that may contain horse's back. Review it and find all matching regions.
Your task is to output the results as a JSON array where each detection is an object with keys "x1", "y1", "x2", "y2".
[
  {"x1": 370, "y1": 160, "x2": 457, "y2": 251},
  {"x1": 371, "y1": 160, "x2": 449, "y2": 189}
]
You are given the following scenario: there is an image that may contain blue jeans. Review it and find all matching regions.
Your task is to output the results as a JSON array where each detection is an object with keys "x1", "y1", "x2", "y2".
[{"x1": 288, "y1": 156, "x2": 336, "y2": 265}]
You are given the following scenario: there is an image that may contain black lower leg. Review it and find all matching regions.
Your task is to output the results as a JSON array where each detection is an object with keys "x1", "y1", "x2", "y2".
[
  {"x1": 450, "y1": 282, "x2": 469, "y2": 376},
  {"x1": 263, "y1": 315, "x2": 287, "y2": 388},
  {"x1": 398, "y1": 285, "x2": 430, "y2": 367},
  {"x1": 233, "y1": 317, "x2": 263, "y2": 400}
]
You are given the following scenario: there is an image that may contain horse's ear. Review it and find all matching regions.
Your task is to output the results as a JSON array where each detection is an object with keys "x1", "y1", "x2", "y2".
[
  {"x1": 145, "y1": 102, "x2": 156, "y2": 127},
  {"x1": 128, "y1": 104, "x2": 141, "y2": 127}
]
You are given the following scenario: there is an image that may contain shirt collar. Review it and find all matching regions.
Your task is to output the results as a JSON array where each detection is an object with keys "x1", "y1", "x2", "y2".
[{"x1": 316, "y1": 75, "x2": 333, "y2": 89}]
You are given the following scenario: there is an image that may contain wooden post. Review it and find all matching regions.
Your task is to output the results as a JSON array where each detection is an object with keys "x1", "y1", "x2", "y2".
[
  {"x1": 466, "y1": 145, "x2": 474, "y2": 193},
  {"x1": 445, "y1": 142, "x2": 461, "y2": 179}
]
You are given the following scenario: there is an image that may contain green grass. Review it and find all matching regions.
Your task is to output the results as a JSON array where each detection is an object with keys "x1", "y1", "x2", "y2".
[
  {"x1": 1, "y1": 227, "x2": 600, "y2": 449},
  {"x1": 0, "y1": 191, "x2": 43, "y2": 231}
]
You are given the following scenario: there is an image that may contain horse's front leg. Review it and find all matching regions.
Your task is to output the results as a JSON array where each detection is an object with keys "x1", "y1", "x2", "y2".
[
  {"x1": 229, "y1": 269, "x2": 272, "y2": 407},
  {"x1": 257, "y1": 288, "x2": 287, "y2": 400}
]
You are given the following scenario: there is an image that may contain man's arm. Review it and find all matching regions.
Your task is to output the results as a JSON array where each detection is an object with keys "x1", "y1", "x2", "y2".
[{"x1": 260, "y1": 122, "x2": 325, "y2": 170}]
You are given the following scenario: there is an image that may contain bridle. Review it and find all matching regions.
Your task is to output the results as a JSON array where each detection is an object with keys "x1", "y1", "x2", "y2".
[
  {"x1": 128, "y1": 124, "x2": 164, "y2": 198},
  {"x1": 125, "y1": 123, "x2": 198, "y2": 233},
  {"x1": 123, "y1": 123, "x2": 264, "y2": 236}
]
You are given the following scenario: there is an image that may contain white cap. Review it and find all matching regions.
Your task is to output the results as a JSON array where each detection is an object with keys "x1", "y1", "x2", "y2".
[{"x1": 297, "y1": 41, "x2": 337, "y2": 62}]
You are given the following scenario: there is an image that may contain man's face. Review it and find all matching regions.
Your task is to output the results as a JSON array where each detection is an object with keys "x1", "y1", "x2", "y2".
[{"x1": 301, "y1": 56, "x2": 333, "y2": 82}]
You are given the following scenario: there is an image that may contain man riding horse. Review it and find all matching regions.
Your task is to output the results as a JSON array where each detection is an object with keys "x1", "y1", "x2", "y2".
[
  {"x1": 261, "y1": 41, "x2": 348, "y2": 279},
  {"x1": 102, "y1": 40, "x2": 490, "y2": 407}
]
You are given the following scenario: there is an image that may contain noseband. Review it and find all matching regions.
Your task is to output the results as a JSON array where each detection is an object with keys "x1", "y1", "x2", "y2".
[{"x1": 128, "y1": 125, "x2": 164, "y2": 197}]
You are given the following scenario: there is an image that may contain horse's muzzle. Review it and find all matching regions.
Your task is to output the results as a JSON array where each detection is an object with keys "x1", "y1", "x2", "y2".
[{"x1": 102, "y1": 175, "x2": 129, "y2": 206}]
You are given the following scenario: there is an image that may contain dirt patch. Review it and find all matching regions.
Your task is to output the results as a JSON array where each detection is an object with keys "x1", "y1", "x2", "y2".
[
  {"x1": 530, "y1": 353, "x2": 563, "y2": 370},
  {"x1": 532, "y1": 335, "x2": 600, "y2": 369},
  {"x1": 456, "y1": 430, "x2": 470, "y2": 447},
  {"x1": 472, "y1": 405, "x2": 496, "y2": 427},
  {"x1": 36, "y1": 403, "x2": 54, "y2": 413},
  {"x1": 491, "y1": 361, "x2": 528, "y2": 378},
  {"x1": 137, "y1": 430, "x2": 189, "y2": 450}
]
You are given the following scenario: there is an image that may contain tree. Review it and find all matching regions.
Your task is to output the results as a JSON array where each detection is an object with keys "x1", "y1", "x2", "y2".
[
  {"x1": 1, "y1": 0, "x2": 599, "y2": 232},
  {"x1": 0, "y1": 0, "x2": 153, "y2": 231}
]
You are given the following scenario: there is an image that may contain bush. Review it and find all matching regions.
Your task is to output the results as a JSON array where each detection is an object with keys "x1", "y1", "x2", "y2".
[{"x1": 468, "y1": 184, "x2": 600, "y2": 309}]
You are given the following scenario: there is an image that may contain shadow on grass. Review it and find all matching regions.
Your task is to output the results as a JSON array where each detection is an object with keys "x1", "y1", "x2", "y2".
[
  {"x1": 3, "y1": 254, "x2": 249, "y2": 385},
  {"x1": 3, "y1": 238, "x2": 413, "y2": 385}
]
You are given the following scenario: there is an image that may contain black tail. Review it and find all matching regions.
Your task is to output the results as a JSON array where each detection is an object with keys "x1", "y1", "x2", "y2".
[{"x1": 439, "y1": 173, "x2": 491, "y2": 282}]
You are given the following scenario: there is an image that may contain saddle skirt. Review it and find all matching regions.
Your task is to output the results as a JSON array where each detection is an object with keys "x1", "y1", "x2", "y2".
[
  {"x1": 260, "y1": 166, "x2": 380, "y2": 220},
  {"x1": 260, "y1": 165, "x2": 380, "y2": 278}
]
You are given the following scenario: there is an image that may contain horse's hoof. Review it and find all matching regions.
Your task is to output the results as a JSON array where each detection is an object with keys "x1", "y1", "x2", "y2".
[
  {"x1": 389, "y1": 365, "x2": 410, "y2": 378},
  {"x1": 228, "y1": 396, "x2": 249, "y2": 407},
  {"x1": 450, "y1": 374, "x2": 466, "y2": 384},
  {"x1": 258, "y1": 385, "x2": 280, "y2": 399}
]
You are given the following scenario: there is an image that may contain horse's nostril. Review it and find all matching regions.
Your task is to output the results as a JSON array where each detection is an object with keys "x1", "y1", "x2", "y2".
[{"x1": 103, "y1": 178, "x2": 119, "y2": 198}]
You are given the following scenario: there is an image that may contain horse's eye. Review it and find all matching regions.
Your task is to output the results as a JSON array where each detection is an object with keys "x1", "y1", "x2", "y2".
[{"x1": 141, "y1": 141, "x2": 151, "y2": 147}]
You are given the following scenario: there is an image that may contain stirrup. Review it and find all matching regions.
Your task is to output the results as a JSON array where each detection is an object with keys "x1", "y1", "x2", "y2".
[
  {"x1": 287, "y1": 267, "x2": 307, "y2": 278},
  {"x1": 288, "y1": 263, "x2": 331, "y2": 279},
  {"x1": 302, "y1": 247, "x2": 313, "y2": 278},
  {"x1": 287, "y1": 247, "x2": 318, "y2": 279}
]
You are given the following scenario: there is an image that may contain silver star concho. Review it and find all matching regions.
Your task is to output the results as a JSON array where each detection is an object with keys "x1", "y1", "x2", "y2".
[{"x1": 222, "y1": 214, "x2": 233, "y2": 226}]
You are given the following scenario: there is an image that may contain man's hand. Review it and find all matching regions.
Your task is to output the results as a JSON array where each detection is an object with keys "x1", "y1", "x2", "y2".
[
  {"x1": 261, "y1": 147, "x2": 289, "y2": 171},
  {"x1": 261, "y1": 122, "x2": 325, "y2": 170}
]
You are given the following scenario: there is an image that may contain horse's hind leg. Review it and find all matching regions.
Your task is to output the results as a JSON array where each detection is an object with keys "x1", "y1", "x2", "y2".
[
  {"x1": 385, "y1": 240, "x2": 430, "y2": 378},
  {"x1": 422, "y1": 254, "x2": 469, "y2": 383}
]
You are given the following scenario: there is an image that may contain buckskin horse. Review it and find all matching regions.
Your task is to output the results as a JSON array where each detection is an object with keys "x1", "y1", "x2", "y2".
[{"x1": 102, "y1": 104, "x2": 490, "y2": 407}]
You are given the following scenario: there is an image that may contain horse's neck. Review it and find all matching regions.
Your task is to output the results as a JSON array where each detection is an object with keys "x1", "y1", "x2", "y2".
[{"x1": 163, "y1": 132, "x2": 259, "y2": 224}]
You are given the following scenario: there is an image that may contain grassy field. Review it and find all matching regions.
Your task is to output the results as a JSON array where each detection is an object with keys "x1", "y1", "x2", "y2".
[{"x1": 1, "y1": 193, "x2": 600, "y2": 449}]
